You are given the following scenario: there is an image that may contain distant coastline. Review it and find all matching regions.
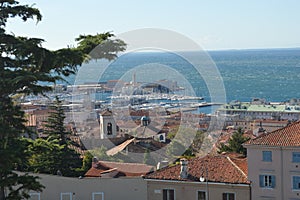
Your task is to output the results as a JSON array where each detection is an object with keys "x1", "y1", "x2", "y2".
[
  {"x1": 53, "y1": 48, "x2": 300, "y2": 104},
  {"x1": 206, "y1": 46, "x2": 300, "y2": 52}
]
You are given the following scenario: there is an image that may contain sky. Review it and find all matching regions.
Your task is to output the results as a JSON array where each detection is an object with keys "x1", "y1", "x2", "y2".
[{"x1": 6, "y1": 0, "x2": 300, "y2": 51}]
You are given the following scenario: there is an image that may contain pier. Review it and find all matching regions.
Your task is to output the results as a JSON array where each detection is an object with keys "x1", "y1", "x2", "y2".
[{"x1": 166, "y1": 102, "x2": 223, "y2": 113}]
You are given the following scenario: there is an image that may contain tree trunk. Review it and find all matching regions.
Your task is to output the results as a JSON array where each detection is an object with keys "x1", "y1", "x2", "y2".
[{"x1": 0, "y1": 186, "x2": 5, "y2": 200}]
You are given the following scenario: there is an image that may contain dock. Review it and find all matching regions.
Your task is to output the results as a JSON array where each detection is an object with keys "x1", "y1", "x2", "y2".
[{"x1": 166, "y1": 102, "x2": 223, "y2": 112}]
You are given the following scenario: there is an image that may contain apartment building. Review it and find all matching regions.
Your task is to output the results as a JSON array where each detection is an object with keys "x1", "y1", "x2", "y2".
[{"x1": 244, "y1": 121, "x2": 300, "y2": 200}]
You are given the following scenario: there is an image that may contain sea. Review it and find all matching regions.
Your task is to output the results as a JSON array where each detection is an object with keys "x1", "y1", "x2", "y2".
[{"x1": 59, "y1": 48, "x2": 300, "y2": 114}]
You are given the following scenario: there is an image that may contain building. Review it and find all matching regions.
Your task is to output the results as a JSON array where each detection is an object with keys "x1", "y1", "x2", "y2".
[
  {"x1": 145, "y1": 154, "x2": 250, "y2": 200},
  {"x1": 85, "y1": 160, "x2": 154, "y2": 178},
  {"x1": 26, "y1": 173, "x2": 147, "y2": 200},
  {"x1": 217, "y1": 100, "x2": 300, "y2": 121},
  {"x1": 23, "y1": 107, "x2": 52, "y2": 132},
  {"x1": 250, "y1": 119, "x2": 289, "y2": 136},
  {"x1": 244, "y1": 121, "x2": 300, "y2": 200},
  {"x1": 99, "y1": 109, "x2": 118, "y2": 139}
]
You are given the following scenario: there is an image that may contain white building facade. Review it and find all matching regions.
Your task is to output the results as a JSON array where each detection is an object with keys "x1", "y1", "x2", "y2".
[{"x1": 99, "y1": 110, "x2": 117, "y2": 139}]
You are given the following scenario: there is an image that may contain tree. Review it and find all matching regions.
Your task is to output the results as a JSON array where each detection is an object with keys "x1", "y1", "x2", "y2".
[
  {"x1": 26, "y1": 138, "x2": 62, "y2": 174},
  {"x1": 218, "y1": 128, "x2": 250, "y2": 156},
  {"x1": 166, "y1": 128, "x2": 205, "y2": 159},
  {"x1": 24, "y1": 96, "x2": 84, "y2": 177},
  {"x1": 41, "y1": 96, "x2": 83, "y2": 176},
  {"x1": 81, "y1": 151, "x2": 93, "y2": 172},
  {"x1": 0, "y1": 94, "x2": 44, "y2": 200},
  {"x1": 188, "y1": 130, "x2": 205, "y2": 155},
  {"x1": 44, "y1": 96, "x2": 69, "y2": 144},
  {"x1": 143, "y1": 149, "x2": 155, "y2": 165},
  {"x1": 89, "y1": 145, "x2": 123, "y2": 162},
  {"x1": 26, "y1": 137, "x2": 83, "y2": 177},
  {"x1": 166, "y1": 140, "x2": 186, "y2": 158},
  {"x1": 0, "y1": 1, "x2": 126, "y2": 199}
]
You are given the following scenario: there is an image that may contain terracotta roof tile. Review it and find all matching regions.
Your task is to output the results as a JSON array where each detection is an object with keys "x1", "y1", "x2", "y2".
[
  {"x1": 245, "y1": 120, "x2": 300, "y2": 146},
  {"x1": 85, "y1": 160, "x2": 154, "y2": 177},
  {"x1": 145, "y1": 155, "x2": 249, "y2": 184}
]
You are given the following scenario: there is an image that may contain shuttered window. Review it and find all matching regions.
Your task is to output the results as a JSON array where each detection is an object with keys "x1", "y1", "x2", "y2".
[
  {"x1": 197, "y1": 191, "x2": 206, "y2": 200},
  {"x1": 262, "y1": 151, "x2": 272, "y2": 162},
  {"x1": 292, "y1": 152, "x2": 300, "y2": 162},
  {"x1": 259, "y1": 175, "x2": 276, "y2": 188},
  {"x1": 163, "y1": 189, "x2": 175, "y2": 200},
  {"x1": 293, "y1": 176, "x2": 300, "y2": 190},
  {"x1": 222, "y1": 193, "x2": 235, "y2": 200}
]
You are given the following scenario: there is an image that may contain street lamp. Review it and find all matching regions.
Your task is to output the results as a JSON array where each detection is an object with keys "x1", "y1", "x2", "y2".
[{"x1": 199, "y1": 160, "x2": 209, "y2": 200}]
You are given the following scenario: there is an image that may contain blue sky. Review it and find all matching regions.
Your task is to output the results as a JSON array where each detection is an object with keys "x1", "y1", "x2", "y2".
[{"x1": 6, "y1": 0, "x2": 300, "y2": 50}]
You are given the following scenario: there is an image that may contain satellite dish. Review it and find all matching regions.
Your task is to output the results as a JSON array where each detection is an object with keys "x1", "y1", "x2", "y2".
[{"x1": 199, "y1": 177, "x2": 205, "y2": 182}]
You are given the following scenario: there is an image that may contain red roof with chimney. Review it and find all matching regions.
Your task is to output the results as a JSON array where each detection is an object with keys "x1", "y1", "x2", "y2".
[
  {"x1": 245, "y1": 120, "x2": 300, "y2": 147},
  {"x1": 145, "y1": 154, "x2": 249, "y2": 184}
]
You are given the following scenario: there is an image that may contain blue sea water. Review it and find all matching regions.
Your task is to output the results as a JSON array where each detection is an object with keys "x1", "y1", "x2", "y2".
[
  {"x1": 210, "y1": 49, "x2": 300, "y2": 103},
  {"x1": 64, "y1": 48, "x2": 300, "y2": 106}
]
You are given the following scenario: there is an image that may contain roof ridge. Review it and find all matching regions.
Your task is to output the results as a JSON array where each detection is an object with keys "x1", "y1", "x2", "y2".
[
  {"x1": 268, "y1": 120, "x2": 299, "y2": 133},
  {"x1": 245, "y1": 120, "x2": 300, "y2": 146},
  {"x1": 226, "y1": 157, "x2": 247, "y2": 179},
  {"x1": 106, "y1": 138, "x2": 135, "y2": 156},
  {"x1": 100, "y1": 160, "x2": 153, "y2": 166},
  {"x1": 247, "y1": 120, "x2": 295, "y2": 141}
]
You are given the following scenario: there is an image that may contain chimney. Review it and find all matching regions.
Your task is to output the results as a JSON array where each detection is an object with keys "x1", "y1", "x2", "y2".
[
  {"x1": 156, "y1": 162, "x2": 161, "y2": 170},
  {"x1": 180, "y1": 158, "x2": 188, "y2": 179},
  {"x1": 92, "y1": 156, "x2": 98, "y2": 164}
]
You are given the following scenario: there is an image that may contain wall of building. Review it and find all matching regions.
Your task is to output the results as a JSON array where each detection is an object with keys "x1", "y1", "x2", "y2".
[
  {"x1": 247, "y1": 146, "x2": 300, "y2": 200},
  {"x1": 146, "y1": 179, "x2": 250, "y2": 200},
  {"x1": 100, "y1": 115, "x2": 117, "y2": 139},
  {"x1": 219, "y1": 109, "x2": 300, "y2": 121},
  {"x1": 28, "y1": 174, "x2": 147, "y2": 200}
]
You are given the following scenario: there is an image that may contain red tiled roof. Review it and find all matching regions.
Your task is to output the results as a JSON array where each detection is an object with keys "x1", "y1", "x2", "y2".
[
  {"x1": 85, "y1": 160, "x2": 154, "y2": 177},
  {"x1": 145, "y1": 155, "x2": 249, "y2": 184},
  {"x1": 100, "y1": 109, "x2": 112, "y2": 116},
  {"x1": 85, "y1": 166, "x2": 105, "y2": 177},
  {"x1": 245, "y1": 120, "x2": 300, "y2": 146}
]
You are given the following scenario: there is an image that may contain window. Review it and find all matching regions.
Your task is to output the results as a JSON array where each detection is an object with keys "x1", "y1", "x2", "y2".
[
  {"x1": 61, "y1": 193, "x2": 72, "y2": 200},
  {"x1": 222, "y1": 193, "x2": 235, "y2": 200},
  {"x1": 163, "y1": 189, "x2": 175, "y2": 200},
  {"x1": 293, "y1": 176, "x2": 300, "y2": 190},
  {"x1": 107, "y1": 123, "x2": 112, "y2": 135},
  {"x1": 29, "y1": 193, "x2": 40, "y2": 200},
  {"x1": 262, "y1": 151, "x2": 272, "y2": 162},
  {"x1": 293, "y1": 152, "x2": 300, "y2": 162},
  {"x1": 197, "y1": 191, "x2": 206, "y2": 200},
  {"x1": 92, "y1": 192, "x2": 104, "y2": 200},
  {"x1": 259, "y1": 175, "x2": 276, "y2": 188}
]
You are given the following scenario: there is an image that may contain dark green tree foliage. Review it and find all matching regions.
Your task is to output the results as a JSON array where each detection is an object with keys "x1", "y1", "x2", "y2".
[
  {"x1": 26, "y1": 138, "x2": 61, "y2": 174},
  {"x1": 0, "y1": 89, "x2": 44, "y2": 199},
  {"x1": 44, "y1": 96, "x2": 68, "y2": 144},
  {"x1": 0, "y1": 1, "x2": 126, "y2": 199},
  {"x1": 26, "y1": 138, "x2": 83, "y2": 177},
  {"x1": 0, "y1": 137, "x2": 44, "y2": 200},
  {"x1": 218, "y1": 128, "x2": 250, "y2": 156},
  {"x1": 81, "y1": 151, "x2": 93, "y2": 172},
  {"x1": 20, "y1": 96, "x2": 84, "y2": 176}
]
